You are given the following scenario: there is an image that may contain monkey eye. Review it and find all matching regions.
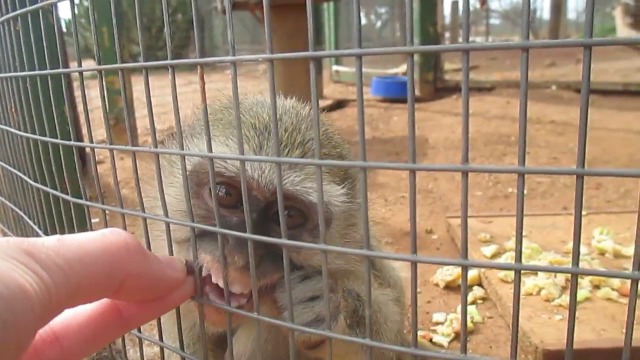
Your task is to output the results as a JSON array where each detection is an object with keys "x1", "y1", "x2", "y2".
[
  {"x1": 271, "y1": 206, "x2": 307, "y2": 230},
  {"x1": 210, "y1": 182, "x2": 243, "y2": 209}
]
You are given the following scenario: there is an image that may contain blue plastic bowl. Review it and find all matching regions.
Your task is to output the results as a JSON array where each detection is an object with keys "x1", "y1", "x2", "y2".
[{"x1": 370, "y1": 75, "x2": 409, "y2": 101}]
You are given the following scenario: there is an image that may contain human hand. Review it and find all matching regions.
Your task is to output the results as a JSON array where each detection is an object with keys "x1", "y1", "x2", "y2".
[{"x1": 0, "y1": 228, "x2": 195, "y2": 360}]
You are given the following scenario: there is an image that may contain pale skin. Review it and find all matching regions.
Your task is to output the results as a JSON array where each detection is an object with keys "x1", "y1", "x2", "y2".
[{"x1": 0, "y1": 228, "x2": 194, "y2": 360}]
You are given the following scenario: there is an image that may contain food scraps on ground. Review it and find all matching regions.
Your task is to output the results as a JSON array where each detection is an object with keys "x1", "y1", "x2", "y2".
[
  {"x1": 431, "y1": 312, "x2": 448, "y2": 324},
  {"x1": 430, "y1": 266, "x2": 482, "y2": 289},
  {"x1": 489, "y1": 227, "x2": 633, "y2": 306},
  {"x1": 480, "y1": 244, "x2": 501, "y2": 259},
  {"x1": 426, "y1": 227, "x2": 634, "y2": 348},
  {"x1": 477, "y1": 232, "x2": 493, "y2": 243},
  {"x1": 417, "y1": 330, "x2": 434, "y2": 347},
  {"x1": 424, "y1": 304, "x2": 485, "y2": 348},
  {"x1": 590, "y1": 227, "x2": 634, "y2": 259},
  {"x1": 467, "y1": 285, "x2": 488, "y2": 304}
]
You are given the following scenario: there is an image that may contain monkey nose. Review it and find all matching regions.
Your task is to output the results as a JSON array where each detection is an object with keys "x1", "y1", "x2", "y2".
[{"x1": 223, "y1": 236, "x2": 257, "y2": 268}]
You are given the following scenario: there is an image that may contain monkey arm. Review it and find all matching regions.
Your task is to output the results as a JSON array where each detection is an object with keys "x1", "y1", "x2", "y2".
[
  {"x1": 337, "y1": 269, "x2": 452, "y2": 359},
  {"x1": 287, "y1": 271, "x2": 409, "y2": 360},
  {"x1": 331, "y1": 280, "x2": 408, "y2": 359}
]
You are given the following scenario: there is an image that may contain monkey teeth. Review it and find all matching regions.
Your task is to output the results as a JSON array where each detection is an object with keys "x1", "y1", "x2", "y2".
[
  {"x1": 202, "y1": 283, "x2": 251, "y2": 308},
  {"x1": 199, "y1": 264, "x2": 252, "y2": 308}
]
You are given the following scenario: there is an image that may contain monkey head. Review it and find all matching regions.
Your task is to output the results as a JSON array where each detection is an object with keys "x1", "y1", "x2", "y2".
[{"x1": 146, "y1": 95, "x2": 361, "y2": 329}]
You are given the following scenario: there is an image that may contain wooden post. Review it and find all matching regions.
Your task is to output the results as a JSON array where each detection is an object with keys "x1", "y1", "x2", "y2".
[
  {"x1": 450, "y1": 0, "x2": 459, "y2": 44},
  {"x1": 269, "y1": 4, "x2": 321, "y2": 102}
]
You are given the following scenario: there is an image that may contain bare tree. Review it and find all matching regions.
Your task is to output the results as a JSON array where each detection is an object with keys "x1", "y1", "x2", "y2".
[
  {"x1": 487, "y1": 0, "x2": 540, "y2": 39},
  {"x1": 530, "y1": 4, "x2": 540, "y2": 39}
]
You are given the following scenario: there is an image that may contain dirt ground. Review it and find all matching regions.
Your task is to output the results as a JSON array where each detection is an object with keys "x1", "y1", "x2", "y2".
[
  {"x1": 443, "y1": 45, "x2": 640, "y2": 84},
  {"x1": 75, "y1": 47, "x2": 639, "y2": 359},
  {"x1": 338, "y1": 45, "x2": 640, "y2": 86}
]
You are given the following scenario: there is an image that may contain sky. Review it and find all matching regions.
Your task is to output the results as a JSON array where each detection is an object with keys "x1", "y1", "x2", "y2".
[
  {"x1": 57, "y1": 1, "x2": 71, "y2": 19},
  {"x1": 441, "y1": 0, "x2": 584, "y2": 21}
]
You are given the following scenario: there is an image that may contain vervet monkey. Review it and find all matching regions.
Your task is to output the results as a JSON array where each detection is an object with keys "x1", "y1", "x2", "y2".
[{"x1": 91, "y1": 95, "x2": 446, "y2": 360}]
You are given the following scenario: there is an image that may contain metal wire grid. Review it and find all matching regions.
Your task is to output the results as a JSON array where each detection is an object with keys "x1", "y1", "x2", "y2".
[{"x1": 0, "y1": 0, "x2": 638, "y2": 360}]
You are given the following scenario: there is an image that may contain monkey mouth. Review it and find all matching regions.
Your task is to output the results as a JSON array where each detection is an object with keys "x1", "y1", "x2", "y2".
[{"x1": 199, "y1": 264, "x2": 252, "y2": 308}]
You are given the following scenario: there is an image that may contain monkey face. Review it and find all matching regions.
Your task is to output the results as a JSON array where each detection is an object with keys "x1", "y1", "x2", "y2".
[
  {"x1": 144, "y1": 95, "x2": 360, "y2": 330},
  {"x1": 186, "y1": 160, "x2": 334, "y2": 319}
]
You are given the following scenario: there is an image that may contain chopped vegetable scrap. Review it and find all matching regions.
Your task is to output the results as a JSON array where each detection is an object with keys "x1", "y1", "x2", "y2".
[
  {"x1": 478, "y1": 227, "x2": 632, "y2": 307},
  {"x1": 421, "y1": 304, "x2": 486, "y2": 348},
  {"x1": 430, "y1": 266, "x2": 482, "y2": 289},
  {"x1": 424, "y1": 227, "x2": 635, "y2": 348},
  {"x1": 488, "y1": 227, "x2": 632, "y2": 306}
]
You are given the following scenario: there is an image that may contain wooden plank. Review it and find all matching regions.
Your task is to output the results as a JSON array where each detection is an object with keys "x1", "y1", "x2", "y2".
[
  {"x1": 541, "y1": 338, "x2": 640, "y2": 360},
  {"x1": 438, "y1": 78, "x2": 640, "y2": 94},
  {"x1": 446, "y1": 212, "x2": 640, "y2": 360}
]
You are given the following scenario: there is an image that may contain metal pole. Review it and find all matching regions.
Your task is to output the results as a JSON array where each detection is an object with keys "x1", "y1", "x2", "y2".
[
  {"x1": 92, "y1": 0, "x2": 138, "y2": 146},
  {"x1": 4, "y1": 0, "x2": 89, "y2": 235},
  {"x1": 414, "y1": 0, "x2": 439, "y2": 100},
  {"x1": 484, "y1": 0, "x2": 490, "y2": 42}
]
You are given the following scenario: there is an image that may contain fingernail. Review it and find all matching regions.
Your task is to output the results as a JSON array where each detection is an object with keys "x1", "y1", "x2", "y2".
[
  {"x1": 185, "y1": 259, "x2": 197, "y2": 276},
  {"x1": 161, "y1": 256, "x2": 188, "y2": 276}
]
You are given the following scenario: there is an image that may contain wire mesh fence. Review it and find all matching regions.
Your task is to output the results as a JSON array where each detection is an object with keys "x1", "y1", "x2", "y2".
[{"x1": 1, "y1": 0, "x2": 640, "y2": 359}]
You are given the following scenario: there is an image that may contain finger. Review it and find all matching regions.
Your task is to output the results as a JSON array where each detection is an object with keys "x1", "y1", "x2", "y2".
[
  {"x1": 22, "y1": 280, "x2": 194, "y2": 360},
  {"x1": 7, "y1": 228, "x2": 189, "y2": 313}
]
